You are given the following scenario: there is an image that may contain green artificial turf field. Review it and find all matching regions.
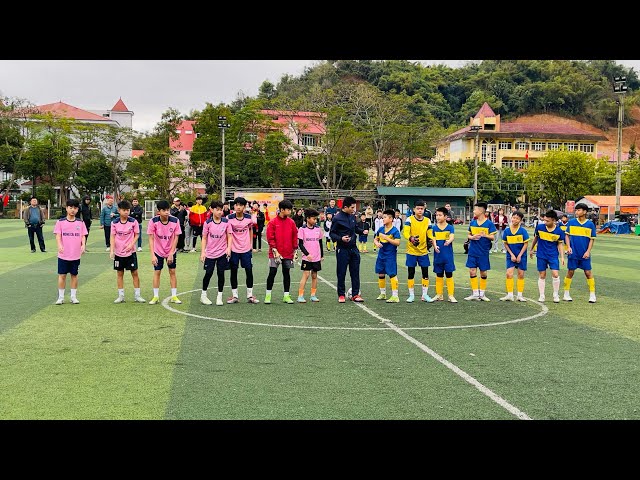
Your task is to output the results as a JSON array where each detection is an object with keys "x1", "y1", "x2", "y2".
[{"x1": 1, "y1": 219, "x2": 639, "y2": 419}]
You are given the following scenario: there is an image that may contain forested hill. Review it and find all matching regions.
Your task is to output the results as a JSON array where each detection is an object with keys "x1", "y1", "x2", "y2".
[{"x1": 262, "y1": 60, "x2": 639, "y2": 131}]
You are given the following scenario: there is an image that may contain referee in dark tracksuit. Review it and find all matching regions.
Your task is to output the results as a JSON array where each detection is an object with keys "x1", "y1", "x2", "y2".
[{"x1": 330, "y1": 196, "x2": 368, "y2": 303}]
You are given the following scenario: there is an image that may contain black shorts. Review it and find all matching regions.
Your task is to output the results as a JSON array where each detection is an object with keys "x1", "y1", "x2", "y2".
[
  {"x1": 204, "y1": 254, "x2": 229, "y2": 272},
  {"x1": 301, "y1": 260, "x2": 322, "y2": 272},
  {"x1": 114, "y1": 253, "x2": 138, "y2": 271},
  {"x1": 58, "y1": 258, "x2": 80, "y2": 275},
  {"x1": 154, "y1": 252, "x2": 177, "y2": 271}
]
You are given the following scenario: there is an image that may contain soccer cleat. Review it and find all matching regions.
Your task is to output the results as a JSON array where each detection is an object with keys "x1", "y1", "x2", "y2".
[
  {"x1": 448, "y1": 295, "x2": 458, "y2": 303},
  {"x1": 376, "y1": 293, "x2": 387, "y2": 300},
  {"x1": 434, "y1": 294, "x2": 444, "y2": 301},
  {"x1": 170, "y1": 296, "x2": 182, "y2": 304},
  {"x1": 216, "y1": 297, "x2": 224, "y2": 306},
  {"x1": 553, "y1": 294, "x2": 560, "y2": 303},
  {"x1": 351, "y1": 294, "x2": 364, "y2": 303},
  {"x1": 421, "y1": 295, "x2": 435, "y2": 303},
  {"x1": 134, "y1": 296, "x2": 146, "y2": 303},
  {"x1": 247, "y1": 296, "x2": 260, "y2": 304},
  {"x1": 310, "y1": 295, "x2": 320, "y2": 302},
  {"x1": 516, "y1": 295, "x2": 527, "y2": 302},
  {"x1": 538, "y1": 295, "x2": 545, "y2": 302},
  {"x1": 114, "y1": 296, "x2": 125, "y2": 304},
  {"x1": 148, "y1": 296, "x2": 160, "y2": 305},
  {"x1": 589, "y1": 293, "x2": 597, "y2": 303},
  {"x1": 105, "y1": 247, "x2": 110, "y2": 252},
  {"x1": 563, "y1": 292, "x2": 573, "y2": 302},
  {"x1": 283, "y1": 294, "x2": 294, "y2": 304},
  {"x1": 500, "y1": 294, "x2": 515, "y2": 302},
  {"x1": 137, "y1": 247, "x2": 142, "y2": 252},
  {"x1": 264, "y1": 293, "x2": 272, "y2": 304},
  {"x1": 297, "y1": 296, "x2": 307, "y2": 303},
  {"x1": 338, "y1": 295, "x2": 346, "y2": 303},
  {"x1": 200, "y1": 295, "x2": 212, "y2": 305},
  {"x1": 406, "y1": 294, "x2": 415, "y2": 303},
  {"x1": 386, "y1": 295, "x2": 400, "y2": 303},
  {"x1": 31, "y1": 249, "x2": 36, "y2": 253},
  {"x1": 478, "y1": 295, "x2": 490, "y2": 302},
  {"x1": 464, "y1": 294, "x2": 480, "y2": 301},
  {"x1": 227, "y1": 296, "x2": 239, "y2": 304},
  {"x1": 55, "y1": 297, "x2": 64, "y2": 305},
  {"x1": 70, "y1": 297, "x2": 80, "y2": 304}
]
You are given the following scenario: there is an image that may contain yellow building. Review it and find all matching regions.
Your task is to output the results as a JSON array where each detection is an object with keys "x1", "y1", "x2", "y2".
[{"x1": 433, "y1": 103, "x2": 608, "y2": 170}]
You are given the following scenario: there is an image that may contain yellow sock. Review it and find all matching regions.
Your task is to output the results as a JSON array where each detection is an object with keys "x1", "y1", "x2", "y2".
[
  {"x1": 436, "y1": 277, "x2": 444, "y2": 295},
  {"x1": 311, "y1": 288, "x2": 317, "y2": 296},
  {"x1": 506, "y1": 278, "x2": 514, "y2": 293},
  {"x1": 480, "y1": 277, "x2": 487, "y2": 292},
  {"x1": 407, "y1": 279, "x2": 415, "y2": 289},
  {"x1": 446, "y1": 277, "x2": 455, "y2": 296},
  {"x1": 564, "y1": 276, "x2": 572, "y2": 291},
  {"x1": 421, "y1": 278, "x2": 429, "y2": 289},
  {"x1": 517, "y1": 278, "x2": 524, "y2": 294},
  {"x1": 298, "y1": 288, "x2": 305, "y2": 296},
  {"x1": 470, "y1": 276, "x2": 479, "y2": 291},
  {"x1": 390, "y1": 276, "x2": 399, "y2": 291},
  {"x1": 587, "y1": 278, "x2": 595, "y2": 293},
  {"x1": 378, "y1": 278, "x2": 386, "y2": 289}
]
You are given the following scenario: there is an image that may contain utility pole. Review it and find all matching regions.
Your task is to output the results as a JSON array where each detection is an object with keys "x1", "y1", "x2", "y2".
[
  {"x1": 470, "y1": 125, "x2": 482, "y2": 205},
  {"x1": 218, "y1": 116, "x2": 230, "y2": 203},
  {"x1": 613, "y1": 76, "x2": 628, "y2": 217}
]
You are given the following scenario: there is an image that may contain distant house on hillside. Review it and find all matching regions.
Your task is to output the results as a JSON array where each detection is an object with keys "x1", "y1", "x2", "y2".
[
  {"x1": 433, "y1": 103, "x2": 608, "y2": 171},
  {"x1": 257, "y1": 110, "x2": 326, "y2": 160}
]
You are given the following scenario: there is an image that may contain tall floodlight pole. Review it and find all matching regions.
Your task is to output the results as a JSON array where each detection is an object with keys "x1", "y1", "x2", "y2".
[
  {"x1": 613, "y1": 76, "x2": 628, "y2": 216},
  {"x1": 218, "y1": 116, "x2": 230, "y2": 203},
  {"x1": 470, "y1": 125, "x2": 482, "y2": 205}
]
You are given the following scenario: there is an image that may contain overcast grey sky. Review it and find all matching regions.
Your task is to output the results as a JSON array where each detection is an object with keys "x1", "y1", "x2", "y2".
[{"x1": 1, "y1": 60, "x2": 638, "y2": 133}]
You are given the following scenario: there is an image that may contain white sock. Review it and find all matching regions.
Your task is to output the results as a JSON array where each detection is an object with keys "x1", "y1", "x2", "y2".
[
  {"x1": 408, "y1": 287, "x2": 414, "y2": 296},
  {"x1": 538, "y1": 278, "x2": 546, "y2": 296},
  {"x1": 392, "y1": 289, "x2": 398, "y2": 296},
  {"x1": 284, "y1": 291, "x2": 289, "y2": 296},
  {"x1": 480, "y1": 290, "x2": 485, "y2": 297},
  {"x1": 118, "y1": 289, "x2": 124, "y2": 297},
  {"x1": 153, "y1": 288, "x2": 159, "y2": 297},
  {"x1": 422, "y1": 286, "x2": 428, "y2": 296},
  {"x1": 247, "y1": 287, "x2": 253, "y2": 297},
  {"x1": 266, "y1": 290, "x2": 272, "y2": 296},
  {"x1": 58, "y1": 288, "x2": 65, "y2": 299},
  {"x1": 474, "y1": 289, "x2": 480, "y2": 297},
  {"x1": 134, "y1": 288, "x2": 140, "y2": 297},
  {"x1": 380, "y1": 288, "x2": 386, "y2": 294},
  {"x1": 201, "y1": 289, "x2": 207, "y2": 296},
  {"x1": 171, "y1": 288, "x2": 177, "y2": 297},
  {"x1": 552, "y1": 277, "x2": 560, "y2": 295},
  {"x1": 217, "y1": 292, "x2": 223, "y2": 301},
  {"x1": 70, "y1": 289, "x2": 77, "y2": 298},
  {"x1": 232, "y1": 288, "x2": 238, "y2": 298}
]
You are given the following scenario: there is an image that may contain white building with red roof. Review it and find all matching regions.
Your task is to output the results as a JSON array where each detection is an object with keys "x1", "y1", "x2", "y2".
[
  {"x1": 434, "y1": 103, "x2": 608, "y2": 170},
  {"x1": 258, "y1": 110, "x2": 326, "y2": 160},
  {"x1": 171, "y1": 120, "x2": 205, "y2": 194}
]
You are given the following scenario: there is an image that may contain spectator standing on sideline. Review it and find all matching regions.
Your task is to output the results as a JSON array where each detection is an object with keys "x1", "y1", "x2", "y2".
[
  {"x1": 99, "y1": 195, "x2": 118, "y2": 252},
  {"x1": 325, "y1": 199, "x2": 338, "y2": 218},
  {"x1": 444, "y1": 203, "x2": 454, "y2": 225},
  {"x1": 184, "y1": 201, "x2": 194, "y2": 252},
  {"x1": 22, "y1": 196, "x2": 46, "y2": 253},
  {"x1": 365, "y1": 204, "x2": 374, "y2": 225},
  {"x1": 130, "y1": 197, "x2": 144, "y2": 252},
  {"x1": 189, "y1": 196, "x2": 207, "y2": 252},
  {"x1": 330, "y1": 196, "x2": 368, "y2": 303},
  {"x1": 253, "y1": 202, "x2": 266, "y2": 252},
  {"x1": 80, "y1": 195, "x2": 93, "y2": 250},
  {"x1": 292, "y1": 208, "x2": 305, "y2": 229},
  {"x1": 0, "y1": 190, "x2": 9, "y2": 217},
  {"x1": 392, "y1": 209, "x2": 403, "y2": 232},
  {"x1": 492, "y1": 207, "x2": 508, "y2": 253},
  {"x1": 170, "y1": 197, "x2": 181, "y2": 217},
  {"x1": 262, "y1": 203, "x2": 270, "y2": 224}
]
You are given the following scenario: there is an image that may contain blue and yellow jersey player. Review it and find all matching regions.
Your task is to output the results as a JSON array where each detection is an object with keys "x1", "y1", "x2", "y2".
[
  {"x1": 402, "y1": 199, "x2": 435, "y2": 303},
  {"x1": 374, "y1": 209, "x2": 402, "y2": 303},
  {"x1": 563, "y1": 202, "x2": 597, "y2": 303},
  {"x1": 465, "y1": 202, "x2": 497, "y2": 301},
  {"x1": 499, "y1": 211, "x2": 529, "y2": 302},
  {"x1": 529, "y1": 210, "x2": 565, "y2": 303},
  {"x1": 432, "y1": 206, "x2": 457, "y2": 303}
]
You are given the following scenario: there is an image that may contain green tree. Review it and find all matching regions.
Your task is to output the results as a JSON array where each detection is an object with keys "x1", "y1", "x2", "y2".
[
  {"x1": 622, "y1": 159, "x2": 640, "y2": 195},
  {"x1": 592, "y1": 158, "x2": 616, "y2": 195},
  {"x1": 74, "y1": 153, "x2": 114, "y2": 195},
  {"x1": 524, "y1": 150, "x2": 597, "y2": 208}
]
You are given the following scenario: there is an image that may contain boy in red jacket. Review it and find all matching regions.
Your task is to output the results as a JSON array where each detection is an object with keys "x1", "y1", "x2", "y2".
[{"x1": 264, "y1": 199, "x2": 298, "y2": 304}]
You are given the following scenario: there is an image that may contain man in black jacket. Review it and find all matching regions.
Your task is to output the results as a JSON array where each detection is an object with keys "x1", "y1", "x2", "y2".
[
  {"x1": 330, "y1": 196, "x2": 368, "y2": 303},
  {"x1": 80, "y1": 195, "x2": 92, "y2": 251},
  {"x1": 130, "y1": 198, "x2": 144, "y2": 251}
]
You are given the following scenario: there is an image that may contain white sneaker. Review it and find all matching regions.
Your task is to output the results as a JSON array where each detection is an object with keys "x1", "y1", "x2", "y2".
[
  {"x1": 55, "y1": 297, "x2": 64, "y2": 305},
  {"x1": 137, "y1": 247, "x2": 142, "y2": 252},
  {"x1": 200, "y1": 295, "x2": 213, "y2": 305},
  {"x1": 216, "y1": 297, "x2": 224, "y2": 306},
  {"x1": 589, "y1": 293, "x2": 597, "y2": 303},
  {"x1": 434, "y1": 294, "x2": 445, "y2": 301},
  {"x1": 563, "y1": 292, "x2": 573, "y2": 302},
  {"x1": 70, "y1": 297, "x2": 80, "y2": 304},
  {"x1": 448, "y1": 295, "x2": 458, "y2": 303},
  {"x1": 464, "y1": 294, "x2": 480, "y2": 301},
  {"x1": 500, "y1": 294, "x2": 515, "y2": 301},
  {"x1": 553, "y1": 294, "x2": 560, "y2": 303},
  {"x1": 516, "y1": 295, "x2": 527, "y2": 302},
  {"x1": 105, "y1": 247, "x2": 110, "y2": 252},
  {"x1": 538, "y1": 295, "x2": 545, "y2": 302},
  {"x1": 406, "y1": 294, "x2": 415, "y2": 303},
  {"x1": 114, "y1": 296, "x2": 125, "y2": 304},
  {"x1": 134, "y1": 296, "x2": 146, "y2": 303},
  {"x1": 479, "y1": 295, "x2": 491, "y2": 302}
]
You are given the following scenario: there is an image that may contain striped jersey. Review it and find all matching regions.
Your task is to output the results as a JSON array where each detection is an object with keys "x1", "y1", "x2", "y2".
[
  {"x1": 534, "y1": 223, "x2": 565, "y2": 260},
  {"x1": 502, "y1": 225, "x2": 529, "y2": 257},
  {"x1": 468, "y1": 217, "x2": 497, "y2": 257},
  {"x1": 565, "y1": 218, "x2": 596, "y2": 258}
]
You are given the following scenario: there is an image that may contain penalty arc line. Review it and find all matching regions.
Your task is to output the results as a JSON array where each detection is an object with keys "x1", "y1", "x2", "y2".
[{"x1": 316, "y1": 272, "x2": 532, "y2": 420}]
